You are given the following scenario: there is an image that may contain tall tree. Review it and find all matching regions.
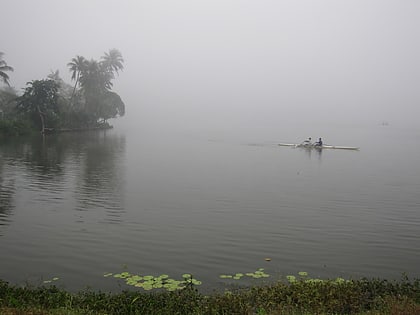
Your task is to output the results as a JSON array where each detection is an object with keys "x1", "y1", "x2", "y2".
[
  {"x1": 78, "y1": 59, "x2": 113, "y2": 122},
  {"x1": 79, "y1": 59, "x2": 113, "y2": 92},
  {"x1": 0, "y1": 52, "x2": 14, "y2": 87},
  {"x1": 67, "y1": 50, "x2": 125, "y2": 125},
  {"x1": 16, "y1": 80, "x2": 59, "y2": 133},
  {"x1": 101, "y1": 49, "x2": 124, "y2": 76},
  {"x1": 67, "y1": 55, "x2": 87, "y2": 104}
]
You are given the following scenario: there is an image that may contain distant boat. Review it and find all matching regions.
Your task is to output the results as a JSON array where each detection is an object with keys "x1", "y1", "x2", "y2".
[{"x1": 278, "y1": 143, "x2": 359, "y2": 150}]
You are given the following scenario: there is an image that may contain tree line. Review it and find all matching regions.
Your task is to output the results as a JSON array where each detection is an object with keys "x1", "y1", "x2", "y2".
[{"x1": 0, "y1": 49, "x2": 125, "y2": 135}]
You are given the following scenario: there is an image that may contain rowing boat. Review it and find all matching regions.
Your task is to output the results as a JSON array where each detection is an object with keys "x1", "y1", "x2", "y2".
[{"x1": 278, "y1": 143, "x2": 359, "y2": 150}]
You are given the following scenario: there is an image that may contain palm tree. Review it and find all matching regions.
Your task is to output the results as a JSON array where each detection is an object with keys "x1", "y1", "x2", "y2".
[
  {"x1": 67, "y1": 50, "x2": 124, "y2": 125},
  {"x1": 101, "y1": 49, "x2": 124, "y2": 76},
  {"x1": 78, "y1": 59, "x2": 114, "y2": 122},
  {"x1": 79, "y1": 59, "x2": 113, "y2": 92},
  {"x1": 67, "y1": 55, "x2": 87, "y2": 103},
  {"x1": 0, "y1": 52, "x2": 14, "y2": 87}
]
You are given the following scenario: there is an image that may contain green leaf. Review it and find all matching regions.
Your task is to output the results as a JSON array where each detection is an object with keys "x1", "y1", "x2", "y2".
[
  {"x1": 130, "y1": 275, "x2": 143, "y2": 281},
  {"x1": 286, "y1": 275, "x2": 296, "y2": 283}
]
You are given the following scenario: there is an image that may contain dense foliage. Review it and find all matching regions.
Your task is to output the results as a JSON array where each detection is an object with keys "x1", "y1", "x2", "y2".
[
  {"x1": 0, "y1": 49, "x2": 125, "y2": 136},
  {"x1": 1, "y1": 276, "x2": 419, "y2": 315},
  {"x1": 15, "y1": 79, "x2": 60, "y2": 134}
]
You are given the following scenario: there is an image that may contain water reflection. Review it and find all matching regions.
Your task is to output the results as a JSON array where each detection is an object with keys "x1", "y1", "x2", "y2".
[
  {"x1": 0, "y1": 144, "x2": 18, "y2": 231},
  {"x1": 298, "y1": 146, "x2": 323, "y2": 160},
  {"x1": 0, "y1": 167, "x2": 15, "y2": 231},
  {"x1": 0, "y1": 130, "x2": 126, "y2": 230},
  {"x1": 74, "y1": 132, "x2": 126, "y2": 223}
]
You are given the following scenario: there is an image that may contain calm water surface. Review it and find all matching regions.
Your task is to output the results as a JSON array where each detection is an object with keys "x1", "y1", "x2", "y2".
[{"x1": 1, "y1": 122, "x2": 419, "y2": 291}]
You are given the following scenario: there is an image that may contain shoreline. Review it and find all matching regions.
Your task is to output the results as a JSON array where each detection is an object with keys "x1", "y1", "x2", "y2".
[
  {"x1": 1, "y1": 276, "x2": 419, "y2": 314},
  {"x1": 42, "y1": 125, "x2": 113, "y2": 134}
]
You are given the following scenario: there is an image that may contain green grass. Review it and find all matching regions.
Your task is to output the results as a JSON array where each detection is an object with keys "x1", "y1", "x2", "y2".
[{"x1": 1, "y1": 275, "x2": 420, "y2": 315}]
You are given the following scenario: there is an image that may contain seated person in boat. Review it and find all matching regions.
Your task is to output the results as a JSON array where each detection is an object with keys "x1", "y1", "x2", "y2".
[
  {"x1": 301, "y1": 137, "x2": 312, "y2": 146},
  {"x1": 314, "y1": 138, "x2": 323, "y2": 146}
]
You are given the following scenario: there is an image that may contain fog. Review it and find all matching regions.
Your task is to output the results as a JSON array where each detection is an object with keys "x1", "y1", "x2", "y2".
[{"x1": 3, "y1": 0, "x2": 420, "y2": 137}]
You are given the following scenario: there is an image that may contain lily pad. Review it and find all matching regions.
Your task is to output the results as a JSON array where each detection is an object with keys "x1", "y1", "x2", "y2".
[
  {"x1": 130, "y1": 275, "x2": 143, "y2": 281},
  {"x1": 286, "y1": 275, "x2": 297, "y2": 283}
]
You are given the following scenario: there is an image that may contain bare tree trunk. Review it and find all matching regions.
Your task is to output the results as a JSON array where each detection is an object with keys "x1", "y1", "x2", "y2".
[
  {"x1": 69, "y1": 72, "x2": 79, "y2": 106},
  {"x1": 37, "y1": 105, "x2": 45, "y2": 134}
]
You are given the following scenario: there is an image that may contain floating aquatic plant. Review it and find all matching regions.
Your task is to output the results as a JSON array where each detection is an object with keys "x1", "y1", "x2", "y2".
[
  {"x1": 220, "y1": 268, "x2": 270, "y2": 280},
  {"x1": 286, "y1": 275, "x2": 297, "y2": 283},
  {"x1": 286, "y1": 271, "x2": 309, "y2": 283},
  {"x1": 183, "y1": 273, "x2": 202, "y2": 286},
  {"x1": 285, "y1": 272, "x2": 350, "y2": 285},
  {"x1": 104, "y1": 271, "x2": 201, "y2": 291}
]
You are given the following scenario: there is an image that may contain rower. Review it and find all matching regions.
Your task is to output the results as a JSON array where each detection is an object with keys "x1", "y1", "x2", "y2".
[
  {"x1": 301, "y1": 137, "x2": 312, "y2": 146},
  {"x1": 315, "y1": 138, "x2": 323, "y2": 146}
]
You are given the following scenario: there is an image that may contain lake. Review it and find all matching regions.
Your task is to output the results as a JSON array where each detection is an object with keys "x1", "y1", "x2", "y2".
[{"x1": 1, "y1": 119, "x2": 420, "y2": 292}]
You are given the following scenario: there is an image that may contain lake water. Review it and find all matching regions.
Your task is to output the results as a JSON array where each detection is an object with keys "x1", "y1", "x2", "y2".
[{"x1": 1, "y1": 120, "x2": 420, "y2": 292}]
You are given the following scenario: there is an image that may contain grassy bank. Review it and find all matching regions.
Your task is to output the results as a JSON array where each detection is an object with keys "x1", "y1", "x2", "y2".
[{"x1": 1, "y1": 276, "x2": 419, "y2": 315}]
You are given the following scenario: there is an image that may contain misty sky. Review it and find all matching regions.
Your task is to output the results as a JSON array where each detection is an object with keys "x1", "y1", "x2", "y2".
[{"x1": 2, "y1": 0, "x2": 420, "y2": 130}]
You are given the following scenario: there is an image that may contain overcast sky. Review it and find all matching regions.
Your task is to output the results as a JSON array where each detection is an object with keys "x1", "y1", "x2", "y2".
[{"x1": 2, "y1": 0, "x2": 420, "y2": 131}]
